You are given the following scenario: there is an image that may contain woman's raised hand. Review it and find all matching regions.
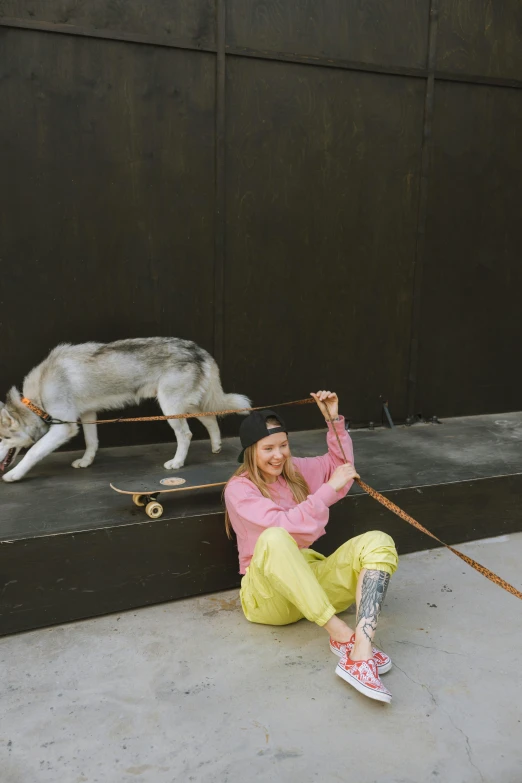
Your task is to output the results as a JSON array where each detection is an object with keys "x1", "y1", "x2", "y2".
[
  {"x1": 327, "y1": 463, "x2": 360, "y2": 492},
  {"x1": 311, "y1": 390, "x2": 339, "y2": 421}
]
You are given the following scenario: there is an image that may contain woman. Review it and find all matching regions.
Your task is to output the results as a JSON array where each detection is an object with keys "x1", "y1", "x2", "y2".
[{"x1": 224, "y1": 391, "x2": 398, "y2": 704}]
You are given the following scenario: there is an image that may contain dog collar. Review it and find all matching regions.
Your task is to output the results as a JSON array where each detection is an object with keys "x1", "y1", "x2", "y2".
[{"x1": 21, "y1": 397, "x2": 53, "y2": 425}]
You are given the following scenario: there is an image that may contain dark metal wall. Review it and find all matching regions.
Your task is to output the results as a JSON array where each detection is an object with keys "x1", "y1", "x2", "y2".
[{"x1": 1, "y1": 1, "x2": 521, "y2": 445}]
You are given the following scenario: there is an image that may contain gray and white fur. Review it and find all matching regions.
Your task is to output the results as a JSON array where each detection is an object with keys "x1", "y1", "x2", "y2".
[{"x1": 0, "y1": 338, "x2": 251, "y2": 482}]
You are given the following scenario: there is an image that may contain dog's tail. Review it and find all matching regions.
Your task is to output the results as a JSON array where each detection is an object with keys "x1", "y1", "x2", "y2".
[
  {"x1": 219, "y1": 392, "x2": 252, "y2": 416},
  {"x1": 203, "y1": 364, "x2": 251, "y2": 417}
]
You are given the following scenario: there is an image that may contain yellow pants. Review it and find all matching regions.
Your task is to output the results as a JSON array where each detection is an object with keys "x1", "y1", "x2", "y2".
[{"x1": 240, "y1": 527, "x2": 398, "y2": 626}]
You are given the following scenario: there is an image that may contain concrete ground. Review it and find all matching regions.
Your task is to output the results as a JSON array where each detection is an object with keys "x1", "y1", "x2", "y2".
[{"x1": 2, "y1": 534, "x2": 522, "y2": 783}]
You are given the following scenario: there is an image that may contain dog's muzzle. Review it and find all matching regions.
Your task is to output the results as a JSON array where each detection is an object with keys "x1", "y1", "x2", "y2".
[{"x1": 0, "y1": 447, "x2": 16, "y2": 472}]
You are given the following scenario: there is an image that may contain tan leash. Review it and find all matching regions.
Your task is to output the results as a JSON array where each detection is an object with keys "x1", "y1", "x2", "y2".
[
  {"x1": 91, "y1": 397, "x2": 316, "y2": 425},
  {"x1": 321, "y1": 401, "x2": 522, "y2": 601},
  {"x1": 21, "y1": 396, "x2": 315, "y2": 426}
]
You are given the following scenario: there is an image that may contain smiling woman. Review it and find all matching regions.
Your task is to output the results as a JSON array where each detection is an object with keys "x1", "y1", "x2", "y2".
[
  {"x1": 223, "y1": 391, "x2": 399, "y2": 704},
  {"x1": 224, "y1": 410, "x2": 311, "y2": 540},
  {"x1": 255, "y1": 418, "x2": 291, "y2": 479}
]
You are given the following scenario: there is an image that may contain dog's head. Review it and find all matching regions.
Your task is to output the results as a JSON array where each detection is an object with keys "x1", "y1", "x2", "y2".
[{"x1": 0, "y1": 388, "x2": 47, "y2": 471}]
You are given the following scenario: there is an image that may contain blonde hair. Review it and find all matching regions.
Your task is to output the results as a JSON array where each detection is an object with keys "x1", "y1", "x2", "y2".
[{"x1": 223, "y1": 423, "x2": 310, "y2": 539}]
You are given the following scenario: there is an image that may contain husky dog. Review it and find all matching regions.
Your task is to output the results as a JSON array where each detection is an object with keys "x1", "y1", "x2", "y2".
[{"x1": 0, "y1": 338, "x2": 251, "y2": 483}]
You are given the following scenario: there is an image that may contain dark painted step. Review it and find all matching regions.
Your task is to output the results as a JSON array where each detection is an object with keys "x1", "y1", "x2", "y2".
[{"x1": 1, "y1": 412, "x2": 521, "y2": 636}]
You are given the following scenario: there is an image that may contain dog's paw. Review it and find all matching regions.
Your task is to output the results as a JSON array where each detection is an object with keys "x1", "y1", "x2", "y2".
[
  {"x1": 72, "y1": 457, "x2": 93, "y2": 469},
  {"x1": 212, "y1": 445, "x2": 222, "y2": 454},
  {"x1": 164, "y1": 458, "x2": 184, "y2": 470},
  {"x1": 2, "y1": 470, "x2": 22, "y2": 483}
]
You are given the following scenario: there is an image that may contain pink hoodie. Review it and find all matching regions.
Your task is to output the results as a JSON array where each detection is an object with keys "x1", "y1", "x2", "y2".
[{"x1": 224, "y1": 416, "x2": 354, "y2": 574}]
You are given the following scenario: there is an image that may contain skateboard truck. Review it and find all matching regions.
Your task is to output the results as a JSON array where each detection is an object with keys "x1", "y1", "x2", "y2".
[{"x1": 132, "y1": 494, "x2": 164, "y2": 519}]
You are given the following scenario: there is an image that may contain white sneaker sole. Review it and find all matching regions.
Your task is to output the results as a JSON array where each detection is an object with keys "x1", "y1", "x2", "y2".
[
  {"x1": 336, "y1": 663, "x2": 392, "y2": 704},
  {"x1": 329, "y1": 643, "x2": 393, "y2": 675}
]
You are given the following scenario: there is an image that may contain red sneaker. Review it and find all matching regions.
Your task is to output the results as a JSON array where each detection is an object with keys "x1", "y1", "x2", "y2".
[
  {"x1": 336, "y1": 656, "x2": 392, "y2": 703},
  {"x1": 330, "y1": 634, "x2": 392, "y2": 674}
]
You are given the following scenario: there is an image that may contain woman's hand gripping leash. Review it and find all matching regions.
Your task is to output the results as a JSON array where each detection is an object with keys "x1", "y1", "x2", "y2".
[
  {"x1": 312, "y1": 392, "x2": 390, "y2": 666},
  {"x1": 311, "y1": 391, "x2": 359, "y2": 491}
]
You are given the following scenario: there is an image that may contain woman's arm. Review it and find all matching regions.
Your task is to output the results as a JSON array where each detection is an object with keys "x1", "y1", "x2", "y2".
[{"x1": 294, "y1": 391, "x2": 356, "y2": 495}]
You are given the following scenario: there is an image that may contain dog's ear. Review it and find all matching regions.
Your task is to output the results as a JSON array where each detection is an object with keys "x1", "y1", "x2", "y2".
[
  {"x1": 0, "y1": 407, "x2": 18, "y2": 431},
  {"x1": 6, "y1": 387, "x2": 22, "y2": 406}
]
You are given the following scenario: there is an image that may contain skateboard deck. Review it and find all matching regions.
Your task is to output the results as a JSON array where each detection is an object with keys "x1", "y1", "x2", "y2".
[{"x1": 110, "y1": 461, "x2": 234, "y2": 519}]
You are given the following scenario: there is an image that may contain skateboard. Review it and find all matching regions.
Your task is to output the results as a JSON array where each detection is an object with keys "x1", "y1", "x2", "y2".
[
  {"x1": 110, "y1": 462, "x2": 234, "y2": 519},
  {"x1": 110, "y1": 479, "x2": 227, "y2": 518}
]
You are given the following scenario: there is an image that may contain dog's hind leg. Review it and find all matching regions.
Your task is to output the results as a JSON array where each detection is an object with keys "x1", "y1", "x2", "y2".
[
  {"x1": 72, "y1": 411, "x2": 98, "y2": 468},
  {"x1": 157, "y1": 390, "x2": 192, "y2": 470},
  {"x1": 198, "y1": 415, "x2": 222, "y2": 454},
  {"x1": 2, "y1": 422, "x2": 79, "y2": 482}
]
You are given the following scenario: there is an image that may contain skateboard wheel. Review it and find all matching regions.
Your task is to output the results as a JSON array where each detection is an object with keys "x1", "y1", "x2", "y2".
[
  {"x1": 145, "y1": 501, "x2": 163, "y2": 519},
  {"x1": 132, "y1": 494, "x2": 147, "y2": 507}
]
